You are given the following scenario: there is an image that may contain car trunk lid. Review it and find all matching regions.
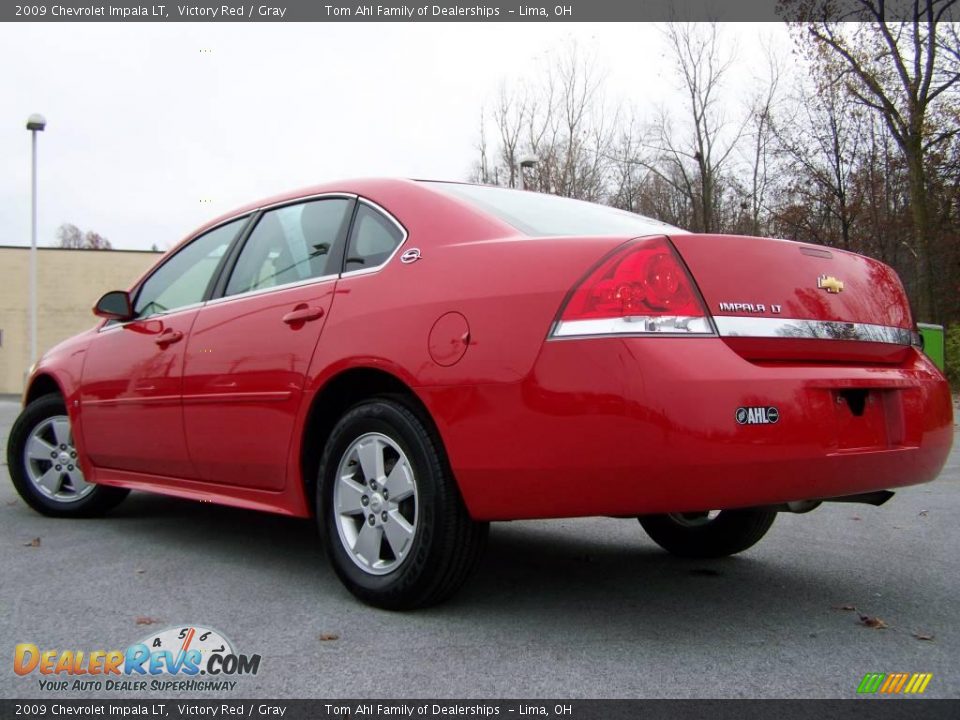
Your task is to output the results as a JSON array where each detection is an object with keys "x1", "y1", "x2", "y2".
[{"x1": 668, "y1": 234, "x2": 916, "y2": 364}]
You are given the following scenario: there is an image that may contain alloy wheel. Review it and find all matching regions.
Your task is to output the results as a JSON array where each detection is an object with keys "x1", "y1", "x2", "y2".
[
  {"x1": 333, "y1": 432, "x2": 419, "y2": 575},
  {"x1": 23, "y1": 415, "x2": 92, "y2": 502}
]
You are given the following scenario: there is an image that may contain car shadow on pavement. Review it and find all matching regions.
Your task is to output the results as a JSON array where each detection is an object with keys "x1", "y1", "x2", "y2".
[{"x1": 100, "y1": 491, "x2": 889, "y2": 640}]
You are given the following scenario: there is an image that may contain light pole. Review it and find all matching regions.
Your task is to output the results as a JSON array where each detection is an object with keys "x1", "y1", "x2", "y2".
[
  {"x1": 519, "y1": 156, "x2": 538, "y2": 190},
  {"x1": 26, "y1": 113, "x2": 46, "y2": 369}
]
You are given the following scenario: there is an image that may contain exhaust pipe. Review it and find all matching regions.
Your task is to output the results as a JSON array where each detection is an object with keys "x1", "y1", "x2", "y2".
[
  {"x1": 773, "y1": 490, "x2": 895, "y2": 513},
  {"x1": 820, "y1": 490, "x2": 895, "y2": 507}
]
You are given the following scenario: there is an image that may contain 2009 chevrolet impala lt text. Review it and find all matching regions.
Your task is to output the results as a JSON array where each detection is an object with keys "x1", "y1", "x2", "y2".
[{"x1": 7, "y1": 179, "x2": 953, "y2": 608}]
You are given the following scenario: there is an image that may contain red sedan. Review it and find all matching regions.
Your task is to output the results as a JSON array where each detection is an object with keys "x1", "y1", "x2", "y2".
[{"x1": 7, "y1": 179, "x2": 953, "y2": 609}]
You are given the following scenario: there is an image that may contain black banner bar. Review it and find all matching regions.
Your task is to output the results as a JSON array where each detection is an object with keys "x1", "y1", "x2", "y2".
[
  {"x1": 5, "y1": 0, "x2": 959, "y2": 23},
  {"x1": 4, "y1": 700, "x2": 960, "y2": 720}
]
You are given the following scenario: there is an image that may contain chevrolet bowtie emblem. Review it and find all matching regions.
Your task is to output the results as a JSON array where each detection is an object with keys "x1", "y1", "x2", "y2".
[{"x1": 817, "y1": 275, "x2": 844, "y2": 294}]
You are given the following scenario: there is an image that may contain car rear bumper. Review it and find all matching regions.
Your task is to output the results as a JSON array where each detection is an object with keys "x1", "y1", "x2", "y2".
[{"x1": 423, "y1": 338, "x2": 954, "y2": 521}]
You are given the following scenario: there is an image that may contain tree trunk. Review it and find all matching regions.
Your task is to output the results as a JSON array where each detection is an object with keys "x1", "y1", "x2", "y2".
[{"x1": 904, "y1": 135, "x2": 936, "y2": 322}]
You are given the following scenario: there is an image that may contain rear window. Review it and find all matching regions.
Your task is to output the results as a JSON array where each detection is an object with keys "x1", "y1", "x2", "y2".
[{"x1": 422, "y1": 181, "x2": 684, "y2": 237}]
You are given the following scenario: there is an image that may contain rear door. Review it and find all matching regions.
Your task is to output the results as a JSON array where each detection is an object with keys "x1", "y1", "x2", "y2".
[
  {"x1": 80, "y1": 218, "x2": 248, "y2": 478},
  {"x1": 181, "y1": 196, "x2": 354, "y2": 489}
]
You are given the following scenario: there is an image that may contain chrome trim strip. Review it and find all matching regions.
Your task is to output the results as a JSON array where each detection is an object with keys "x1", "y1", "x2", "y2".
[
  {"x1": 552, "y1": 316, "x2": 715, "y2": 338},
  {"x1": 253, "y1": 191, "x2": 358, "y2": 213},
  {"x1": 205, "y1": 274, "x2": 338, "y2": 306},
  {"x1": 714, "y1": 316, "x2": 914, "y2": 345},
  {"x1": 97, "y1": 301, "x2": 205, "y2": 333},
  {"x1": 339, "y1": 197, "x2": 410, "y2": 278},
  {"x1": 82, "y1": 394, "x2": 181, "y2": 407},
  {"x1": 182, "y1": 391, "x2": 293, "y2": 405},
  {"x1": 100, "y1": 193, "x2": 405, "y2": 331}
]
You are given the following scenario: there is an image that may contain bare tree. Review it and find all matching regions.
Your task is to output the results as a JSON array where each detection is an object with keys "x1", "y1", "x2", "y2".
[
  {"x1": 56, "y1": 223, "x2": 83, "y2": 248},
  {"x1": 469, "y1": 107, "x2": 496, "y2": 185},
  {"x1": 606, "y1": 115, "x2": 652, "y2": 212},
  {"x1": 475, "y1": 43, "x2": 616, "y2": 201},
  {"x1": 773, "y1": 51, "x2": 866, "y2": 250},
  {"x1": 734, "y1": 43, "x2": 783, "y2": 236},
  {"x1": 494, "y1": 83, "x2": 528, "y2": 189},
  {"x1": 641, "y1": 22, "x2": 748, "y2": 233},
  {"x1": 802, "y1": 0, "x2": 960, "y2": 319},
  {"x1": 56, "y1": 223, "x2": 113, "y2": 250}
]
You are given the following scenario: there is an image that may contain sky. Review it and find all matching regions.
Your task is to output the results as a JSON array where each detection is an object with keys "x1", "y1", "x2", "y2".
[{"x1": 1, "y1": 22, "x2": 791, "y2": 251}]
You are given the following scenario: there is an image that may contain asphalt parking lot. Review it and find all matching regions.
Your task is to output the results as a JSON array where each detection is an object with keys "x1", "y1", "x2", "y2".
[{"x1": 1, "y1": 397, "x2": 958, "y2": 700}]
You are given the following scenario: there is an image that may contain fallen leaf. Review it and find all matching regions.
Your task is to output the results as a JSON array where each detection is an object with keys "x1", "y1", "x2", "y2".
[
  {"x1": 912, "y1": 632, "x2": 935, "y2": 641},
  {"x1": 832, "y1": 604, "x2": 857, "y2": 611},
  {"x1": 918, "y1": 510, "x2": 929, "y2": 517},
  {"x1": 23, "y1": 537, "x2": 41, "y2": 547},
  {"x1": 850, "y1": 516, "x2": 862, "y2": 522},
  {"x1": 135, "y1": 616, "x2": 160, "y2": 626},
  {"x1": 135, "y1": 569, "x2": 145, "y2": 574},
  {"x1": 858, "y1": 614, "x2": 889, "y2": 629},
  {"x1": 319, "y1": 633, "x2": 339, "y2": 642}
]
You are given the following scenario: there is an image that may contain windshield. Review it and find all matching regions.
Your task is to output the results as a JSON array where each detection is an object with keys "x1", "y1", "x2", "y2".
[{"x1": 422, "y1": 181, "x2": 685, "y2": 237}]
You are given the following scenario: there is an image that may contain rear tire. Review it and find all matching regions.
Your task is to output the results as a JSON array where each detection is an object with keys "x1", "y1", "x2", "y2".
[
  {"x1": 317, "y1": 398, "x2": 487, "y2": 610},
  {"x1": 7, "y1": 394, "x2": 129, "y2": 517},
  {"x1": 639, "y1": 508, "x2": 776, "y2": 558}
]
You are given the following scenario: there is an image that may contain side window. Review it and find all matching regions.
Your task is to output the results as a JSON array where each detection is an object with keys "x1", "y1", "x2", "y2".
[
  {"x1": 344, "y1": 204, "x2": 404, "y2": 273},
  {"x1": 225, "y1": 198, "x2": 351, "y2": 297},
  {"x1": 135, "y1": 218, "x2": 246, "y2": 318}
]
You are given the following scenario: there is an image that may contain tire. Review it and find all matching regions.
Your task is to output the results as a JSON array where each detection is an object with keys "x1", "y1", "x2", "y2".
[
  {"x1": 317, "y1": 398, "x2": 488, "y2": 610},
  {"x1": 639, "y1": 508, "x2": 776, "y2": 559},
  {"x1": 7, "y1": 394, "x2": 129, "y2": 517}
]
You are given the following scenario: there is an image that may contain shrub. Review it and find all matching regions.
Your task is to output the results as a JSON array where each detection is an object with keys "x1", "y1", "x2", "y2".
[{"x1": 945, "y1": 325, "x2": 960, "y2": 388}]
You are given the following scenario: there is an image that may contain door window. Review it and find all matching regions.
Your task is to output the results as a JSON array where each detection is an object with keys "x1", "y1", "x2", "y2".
[
  {"x1": 344, "y1": 203, "x2": 405, "y2": 273},
  {"x1": 225, "y1": 198, "x2": 352, "y2": 297},
  {"x1": 135, "y1": 218, "x2": 246, "y2": 317}
]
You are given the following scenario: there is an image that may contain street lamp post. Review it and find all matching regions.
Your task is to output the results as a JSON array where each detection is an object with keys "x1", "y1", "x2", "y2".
[
  {"x1": 519, "y1": 156, "x2": 538, "y2": 190},
  {"x1": 26, "y1": 113, "x2": 46, "y2": 369}
]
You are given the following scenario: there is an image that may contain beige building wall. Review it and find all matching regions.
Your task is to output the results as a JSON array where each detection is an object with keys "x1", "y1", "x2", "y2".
[{"x1": 0, "y1": 246, "x2": 162, "y2": 395}]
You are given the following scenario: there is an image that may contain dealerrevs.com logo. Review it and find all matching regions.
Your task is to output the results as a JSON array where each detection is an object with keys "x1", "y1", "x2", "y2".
[{"x1": 14, "y1": 625, "x2": 261, "y2": 693}]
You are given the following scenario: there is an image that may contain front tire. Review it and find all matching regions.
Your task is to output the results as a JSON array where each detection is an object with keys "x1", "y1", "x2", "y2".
[
  {"x1": 318, "y1": 398, "x2": 488, "y2": 610},
  {"x1": 639, "y1": 508, "x2": 776, "y2": 558},
  {"x1": 7, "y1": 394, "x2": 129, "y2": 517}
]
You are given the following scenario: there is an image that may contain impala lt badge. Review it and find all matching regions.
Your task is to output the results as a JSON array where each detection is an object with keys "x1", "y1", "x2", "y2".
[
  {"x1": 718, "y1": 302, "x2": 782, "y2": 314},
  {"x1": 817, "y1": 275, "x2": 844, "y2": 294}
]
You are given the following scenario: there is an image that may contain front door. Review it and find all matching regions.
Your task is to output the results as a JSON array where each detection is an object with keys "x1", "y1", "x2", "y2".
[{"x1": 79, "y1": 218, "x2": 248, "y2": 478}]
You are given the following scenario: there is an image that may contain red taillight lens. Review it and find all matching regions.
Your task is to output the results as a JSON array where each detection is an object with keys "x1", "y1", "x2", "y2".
[{"x1": 553, "y1": 237, "x2": 712, "y2": 337}]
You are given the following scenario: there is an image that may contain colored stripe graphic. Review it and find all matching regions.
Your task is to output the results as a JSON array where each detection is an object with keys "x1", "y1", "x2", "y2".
[
  {"x1": 857, "y1": 673, "x2": 885, "y2": 693},
  {"x1": 858, "y1": 672, "x2": 932, "y2": 694},
  {"x1": 880, "y1": 674, "x2": 900, "y2": 693},
  {"x1": 910, "y1": 674, "x2": 933, "y2": 694}
]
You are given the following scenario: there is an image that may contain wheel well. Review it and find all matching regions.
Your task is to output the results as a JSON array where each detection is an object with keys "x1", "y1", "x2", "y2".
[
  {"x1": 300, "y1": 368, "x2": 437, "y2": 515},
  {"x1": 25, "y1": 374, "x2": 63, "y2": 404}
]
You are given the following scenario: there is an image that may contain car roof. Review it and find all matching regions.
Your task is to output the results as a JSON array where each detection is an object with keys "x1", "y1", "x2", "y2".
[{"x1": 194, "y1": 178, "x2": 424, "y2": 235}]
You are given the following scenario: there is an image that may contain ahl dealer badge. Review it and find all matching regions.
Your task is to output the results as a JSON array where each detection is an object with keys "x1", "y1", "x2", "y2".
[{"x1": 736, "y1": 407, "x2": 780, "y2": 425}]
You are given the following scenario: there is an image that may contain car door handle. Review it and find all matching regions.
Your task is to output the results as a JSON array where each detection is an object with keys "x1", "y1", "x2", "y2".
[
  {"x1": 282, "y1": 306, "x2": 325, "y2": 325},
  {"x1": 154, "y1": 329, "x2": 184, "y2": 347}
]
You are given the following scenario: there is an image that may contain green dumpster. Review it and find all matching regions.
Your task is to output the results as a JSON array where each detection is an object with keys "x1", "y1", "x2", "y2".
[{"x1": 917, "y1": 323, "x2": 945, "y2": 371}]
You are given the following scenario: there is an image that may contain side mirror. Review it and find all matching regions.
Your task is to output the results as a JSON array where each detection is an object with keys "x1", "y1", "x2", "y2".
[{"x1": 93, "y1": 290, "x2": 135, "y2": 321}]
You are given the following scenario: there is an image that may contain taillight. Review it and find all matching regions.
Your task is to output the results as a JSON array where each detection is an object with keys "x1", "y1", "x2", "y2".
[{"x1": 551, "y1": 237, "x2": 714, "y2": 337}]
